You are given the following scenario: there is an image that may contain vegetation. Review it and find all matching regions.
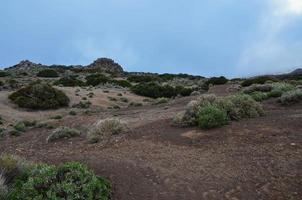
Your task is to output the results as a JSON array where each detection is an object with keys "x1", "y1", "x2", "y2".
[
  {"x1": 197, "y1": 104, "x2": 228, "y2": 129},
  {"x1": 9, "y1": 82, "x2": 70, "y2": 110},
  {"x1": 268, "y1": 82, "x2": 295, "y2": 98},
  {"x1": 47, "y1": 127, "x2": 80, "y2": 142},
  {"x1": 127, "y1": 75, "x2": 158, "y2": 83},
  {"x1": 54, "y1": 77, "x2": 85, "y2": 87},
  {"x1": 88, "y1": 118, "x2": 126, "y2": 143},
  {"x1": 13, "y1": 122, "x2": 26, "y2": 132},
  {"x1": 86, "y1": 73, "x2": 110, "y2": 86},
  {"x1": 154, "y1": 97, "x2": 169, "y2": 105},
  {"x1": 205, "y1": 76, "x2": 228, "y2": 85},
  {"x1": 131, "y1": 82, "x2": 195, "y2": 98},
  {"x1": 279, "y1": 89, "x2": 302, "y2": 105},
  {"x1": 241, "y1": 76, "x2": 277, "y2": 87},
  {"x1": 36, "y1": 69, "x2": 59, "y2": 77},
  {"x1": 174, "y1": 94, "x2": 264, "y2": 128},
  {"x1": 0, "y1": 70, "x2": 9, "y2": 77},
  {"x1": 112, "y1": 79, "x2": 132, "y2": 88}
]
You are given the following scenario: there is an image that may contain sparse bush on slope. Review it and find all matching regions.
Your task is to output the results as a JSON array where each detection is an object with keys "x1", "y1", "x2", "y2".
[
  {"x1": 197, "y1": 104, "x2": 228, "y2": 129},
  {"x1": 205, "y1": 76, "x2": 228, "y2": 85},
  {"x1": 173, "y1": 94, "x2": 263, "y2": 128},
  {"x1": 243, "y1": 84, "x2": 272, "y2": 94},
  {"x1": 47, "y1": 127, "x2": 80, "y2": 142},
  {"x1": 9, "y1": 81, "x2": 70, "y2": 110},
  {"x1": 268, "y1": 82, "x2": 295, "y2": 98},
  {"x1": 88, "y1": 118, "x2": 127, "y2": 143},
  {"x1": 54, "y1": 76, "x2": 85, "y2": 87},
  {"x1": 279, "y1": 89, "x2": 302, "y2": 105},
  {"x1": 36, "y1": 69, "x2": 59, "y2": 78},
  {"x1": 241, "y1": 76, "x2": 277, "y2": 87},
  {"x1": 0, "y1": 70, "x2": 9, "y2": 77},
  {"x1": 86, "y1": 73, "x2": 111, "y2": 86}
]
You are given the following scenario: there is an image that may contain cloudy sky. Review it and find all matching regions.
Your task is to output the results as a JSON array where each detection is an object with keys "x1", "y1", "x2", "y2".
[{"x1": 0, "y1": 0, "x2": 302, "y2": 77}]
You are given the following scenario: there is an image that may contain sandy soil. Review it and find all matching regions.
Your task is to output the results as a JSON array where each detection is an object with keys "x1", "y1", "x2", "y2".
[{"x1": 0, "y1": 85, "x2": 301, "y2": 200}]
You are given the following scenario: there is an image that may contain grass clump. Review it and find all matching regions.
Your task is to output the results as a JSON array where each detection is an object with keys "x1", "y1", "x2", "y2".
[
  {"x1": 36, "y1": 69, "x2": 59, "y2": 78},
  {"x1": 13, "y1": 122, "x2": 26, "y2": 132},
  {"x1": 154, "y1": 97, "x2": 169, "y2": 105},
  {"x1": 279, "y1": 89, "x2": 302, "y2": 105},
  {"x1": 9, "y1": 82, "x2": 70, "y2": 110},
  {"x1": 8, "y1": 161, "x2": 111, "y2": 200},
  {"x1": 197, "y1": 104, "x2": 228, "y2": 129},
  {"x1": 47, "y1": 126, "x2": 80, "y2": 142},
  {"x1": 87, "y1": 118, "x2": 126, "y2": 143}
]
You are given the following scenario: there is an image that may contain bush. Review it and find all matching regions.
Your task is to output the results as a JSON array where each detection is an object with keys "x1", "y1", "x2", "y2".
[
  {"x1": 13, "y1": 122, "x2": 26, "y2": 132},
  {"x1": 131, "y1": 82, "x2": 194, "y2": 98},
  {"x1": 249, "y1": 92, "x2": 269, "y2": 102},
  {"x1": 243, "y1": 84, "x2": 272, "y2": 94},
  {"x1": 268, "y1": 83, "x2": 295, "y2": 98},
  {"x1": 0, "y1": 173, "x2": 8, "y2": 200},
  {"x1": 54, "y1": 77, "x2": 85, "y2": 87},
  {"x1": 86, "y1": 74, "x2": 110, "y2": 86},
  {"x1": 8, "y1": 162, "x2": 111, "y2": 200},
  {"x1": 197, "y1": 104, "x2": 229, "y2": 129},
  {"x1": 87, "y1": 118, "x2": 126, "y2": 143},
  {"x1": 241, "y1": 76, "x2": 277, "y2": 87},
  {"x1": 279, "y1": 89, "x2": 302, "y2": 105},
  {"x1": 36, "y1": 69, "x2": 59, "y2": 78},
  {"x1": 9, "y1": 82, "x2": 70, "y2": 110},
  {"x1": 47, "y1": 127, "x2": 80, "y2": 142},
  {"x1": 0, "y1": 154, "x2": 29, "y2": 184},
  {"x1": 112, "y1": 80, "x2": 132, "y2": 88},
  {"x1": 154, "y1": 97, "x2": 169, "y2": 105},
  {"x1": 127, "y1": 75, "x2": 158, "y2": 83},
  {"x1": 205, "y1": 76, "x2": 228, "y2": 85},
  {"x1": 0, "y1": 70, "x2": 9, "y2": 77}
]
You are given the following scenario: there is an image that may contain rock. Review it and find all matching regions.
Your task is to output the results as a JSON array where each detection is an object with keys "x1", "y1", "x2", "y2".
[
  {"x1": 87, "y1": 58, "x2": 124, "y2": 75},
  {"x1": 5, "y1": 60, "x2": 45, "y2": 74}
]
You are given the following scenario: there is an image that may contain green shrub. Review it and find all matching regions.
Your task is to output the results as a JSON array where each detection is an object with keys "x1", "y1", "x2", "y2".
[
  {"x1": 0, "y1": 173, "x2": 8, "y2": 200},
  {"x1": 13, "y1": 122, "x2": 26, "y2": 132},
  {"x1": 279, "y1": 89, "x2": 302, "y2": 105},
  {"x1": 205, "y1": 76, "x2": 228, "y2": 85},
  {"x1": 127, "y1": 75, "x2": 158, "y2": 83},
  {"x1": 249, "y1": 92, "x2": 269, "y2": 102},
  {"x1": 86, "y1": 74, "x2": 110, "y2": 86},
  {"x1": 54, "y1": 77, "x2": 85, "y2": 87},
  {"x1": 47, "y1": 127, "x2": 80, "y2": 142},
  {"x1": 8, "y1": 162, "x2": 111, "y2": 200},
  {"x1": 0, "y1": 70, "x2": 9, "y2": 77},
  {"x1": 154, "y1": 97, "x2": 169, "y2": 104},
  {"x1": 131, "y1": 82, "x2": 194, "y2": 98},
  {"x1": 241, "y1": 76, "x2": 277, "y2": 87},
  {"x1": 22, "y1": 120, "x2": 37, "y2": 127},
  {"x1": 72, "y1": 101, "x2": 91, "y2": 109},
  {"x1": 112, "y1": 80, "x2": 132, "y2": 88},
  {"x1": 50, "y1": 115, "x2": 63, "y2": 120},
  {"x1": 119, "y1": 97, "x2": 129, "y2": 103},
  {"x1": 9, "y1": 130, "x2": 22, "y2": 136},
  {"x1": 69, "y1": 110, "x2": 77, "y2": 115},
  {"x1": 87, "y1": 118, "x2": 126, "y2": 143},
  {"x1": 243, "y1": 84, "x2": 272, "y2": 94},
  {"x1": 0, "y1": 80, "x2": 4, "y2": 86},
  {"x1": 129, "y1": 102, "x2": 143, "y2": 107},
  {"x1": 9, "y1": 82, "x2": 70, "y2": 110},
  {"x1": 197, "y1": 104, "x2": 229, "y2": 129},
  {"x1": 36, "y1": 69, "x2": 59, "y2": 78},
  {"x1": 268, "y1": 83, "x2": 295, "y2": 98}
]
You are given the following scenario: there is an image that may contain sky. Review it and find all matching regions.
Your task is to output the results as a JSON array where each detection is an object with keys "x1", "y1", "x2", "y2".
[{"x1": 0, "y1": 0, "x2": 302, "y2": 77}]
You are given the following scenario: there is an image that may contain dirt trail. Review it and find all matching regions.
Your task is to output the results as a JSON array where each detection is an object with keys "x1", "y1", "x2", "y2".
[{"x1": 0, "y1": 85, "x2": 301, "y2": 200}]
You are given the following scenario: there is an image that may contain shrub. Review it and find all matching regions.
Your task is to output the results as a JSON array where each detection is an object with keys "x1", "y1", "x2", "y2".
[
  {"x1": 47, "y1": 127, "x2": 80, "y2": 142},
  {"x1": 279, "y1": 89, "x2": 302, "y2": 105},
  {"x1": 9, "y1": 82, "x2": 70, "y2": 110},
  {"x1": 0, "y1": 70, "x2": 9, "y2": 77},
  {"x1": 127, "y1": 75, "x2": 158, "y2": 83},
  {"x1": 22, "y1": 120, "x2": 37, "y2": 127},
  {"x1": 87, "y1": 118, "x2": 126, "y2": 143},
  {"x1": 249, "y1": 92, "x2": 269, "y2": 102},
  {"x1": 129, "y1": 102, "x2": 143, "y2": 107},
  {"x1": 0, "y1": 173, "x2": 8, "y2": 200},
  {"x1": 197, "y1": 104, "x2": 229, "y2": 129},
  {"x1": 205, "y1": 76, "x2": 228, "y2": 85},
  {"x1": 119, "y1": 97, "x2": 129, "y2": 103},
  {"x1": 54, "y1": 77, "x2": 85, "y2": 87},
  {"x1": 0, "y1": 154, "x2": 29, "y2": 184},
  {"x1": 241, "y1": 76, "x2": 277, "y2": 87},
  {"x1": 9, "y1": 130, "x2": 22, "y2": 137},
  {"x1": 131, "y1": 82, "x2": 194, "y2": 98},
  {"x1": 69, "y1": 110, "x2": 77, "y2": 115},
  {"x1": 112, "y1": 80, "x2": 132, "y2": 88},
  {"x1": 86, "y1": 73, "x2": 110, "y2": 86},
  {"x1": 50, "y1": 115, "x2": 63, "y2": 120},
  {"x1": 154, "y1": 97, "x2": 169, "y2": 104},
  {"x1": 72, "y1": 101, "x2": 91, "y2": 109},
  {"x1": 13, "y1": 122, "x2": 26, "y2": 132},
  {"x1": 243, "y1": 84, "x2": 272, "y2": 94},
  {"x1": 8, "y1": 162, "x2": 111, "y2": 200},
  {"x1": 36, "y1": 69, "x2": 59, "y2": 78},
  {"x1": 0, "y1": 80, "x2": 4, "y2": 86},
  {"x1": 268, "y1": 83, "x2": 295, "y2": 98}
]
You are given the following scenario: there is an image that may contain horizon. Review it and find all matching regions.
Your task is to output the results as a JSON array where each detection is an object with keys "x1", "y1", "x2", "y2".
[{"x1": 1, "y1": 0, "x2": 302, "y2": 78}]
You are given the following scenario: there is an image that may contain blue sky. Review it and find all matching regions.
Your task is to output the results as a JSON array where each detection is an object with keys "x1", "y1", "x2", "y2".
[{"x1": 0, "y1": 0, "x2": 302, "y2": 77}]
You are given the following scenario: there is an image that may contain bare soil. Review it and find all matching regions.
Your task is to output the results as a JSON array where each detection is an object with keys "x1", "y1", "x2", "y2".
[{"x1": 0, "y1": 85, "x2": 301, "y2": 200}]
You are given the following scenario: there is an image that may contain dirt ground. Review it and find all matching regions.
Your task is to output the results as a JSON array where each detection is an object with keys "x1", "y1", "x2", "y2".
[{"x1": 0, "y1": 85, "x2": 301, "y2": 200}]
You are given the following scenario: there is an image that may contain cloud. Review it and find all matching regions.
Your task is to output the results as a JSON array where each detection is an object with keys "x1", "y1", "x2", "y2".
[{"x1": 236, "y1": 0, "x2": 302, "y2": 77}]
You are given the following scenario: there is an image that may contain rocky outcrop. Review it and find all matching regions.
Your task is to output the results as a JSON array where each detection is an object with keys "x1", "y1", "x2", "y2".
[
  {"x1": 5, "y1": 60, "x2": 45, "y2": 74},
  {"x1": 289, "y1": 68, "x2": 302, "y2": 75},
  {"x1": 87, "y1": 58, "x2": 123, "y2": 74}
]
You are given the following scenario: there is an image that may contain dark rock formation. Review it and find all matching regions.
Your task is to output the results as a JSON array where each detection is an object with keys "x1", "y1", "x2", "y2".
[
  {"x1": 289, "y1": 68, "x2": 302, "y2": 75},
  {"x1": 87, "y1": 58, "x2": 123, "y2": 74}
]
